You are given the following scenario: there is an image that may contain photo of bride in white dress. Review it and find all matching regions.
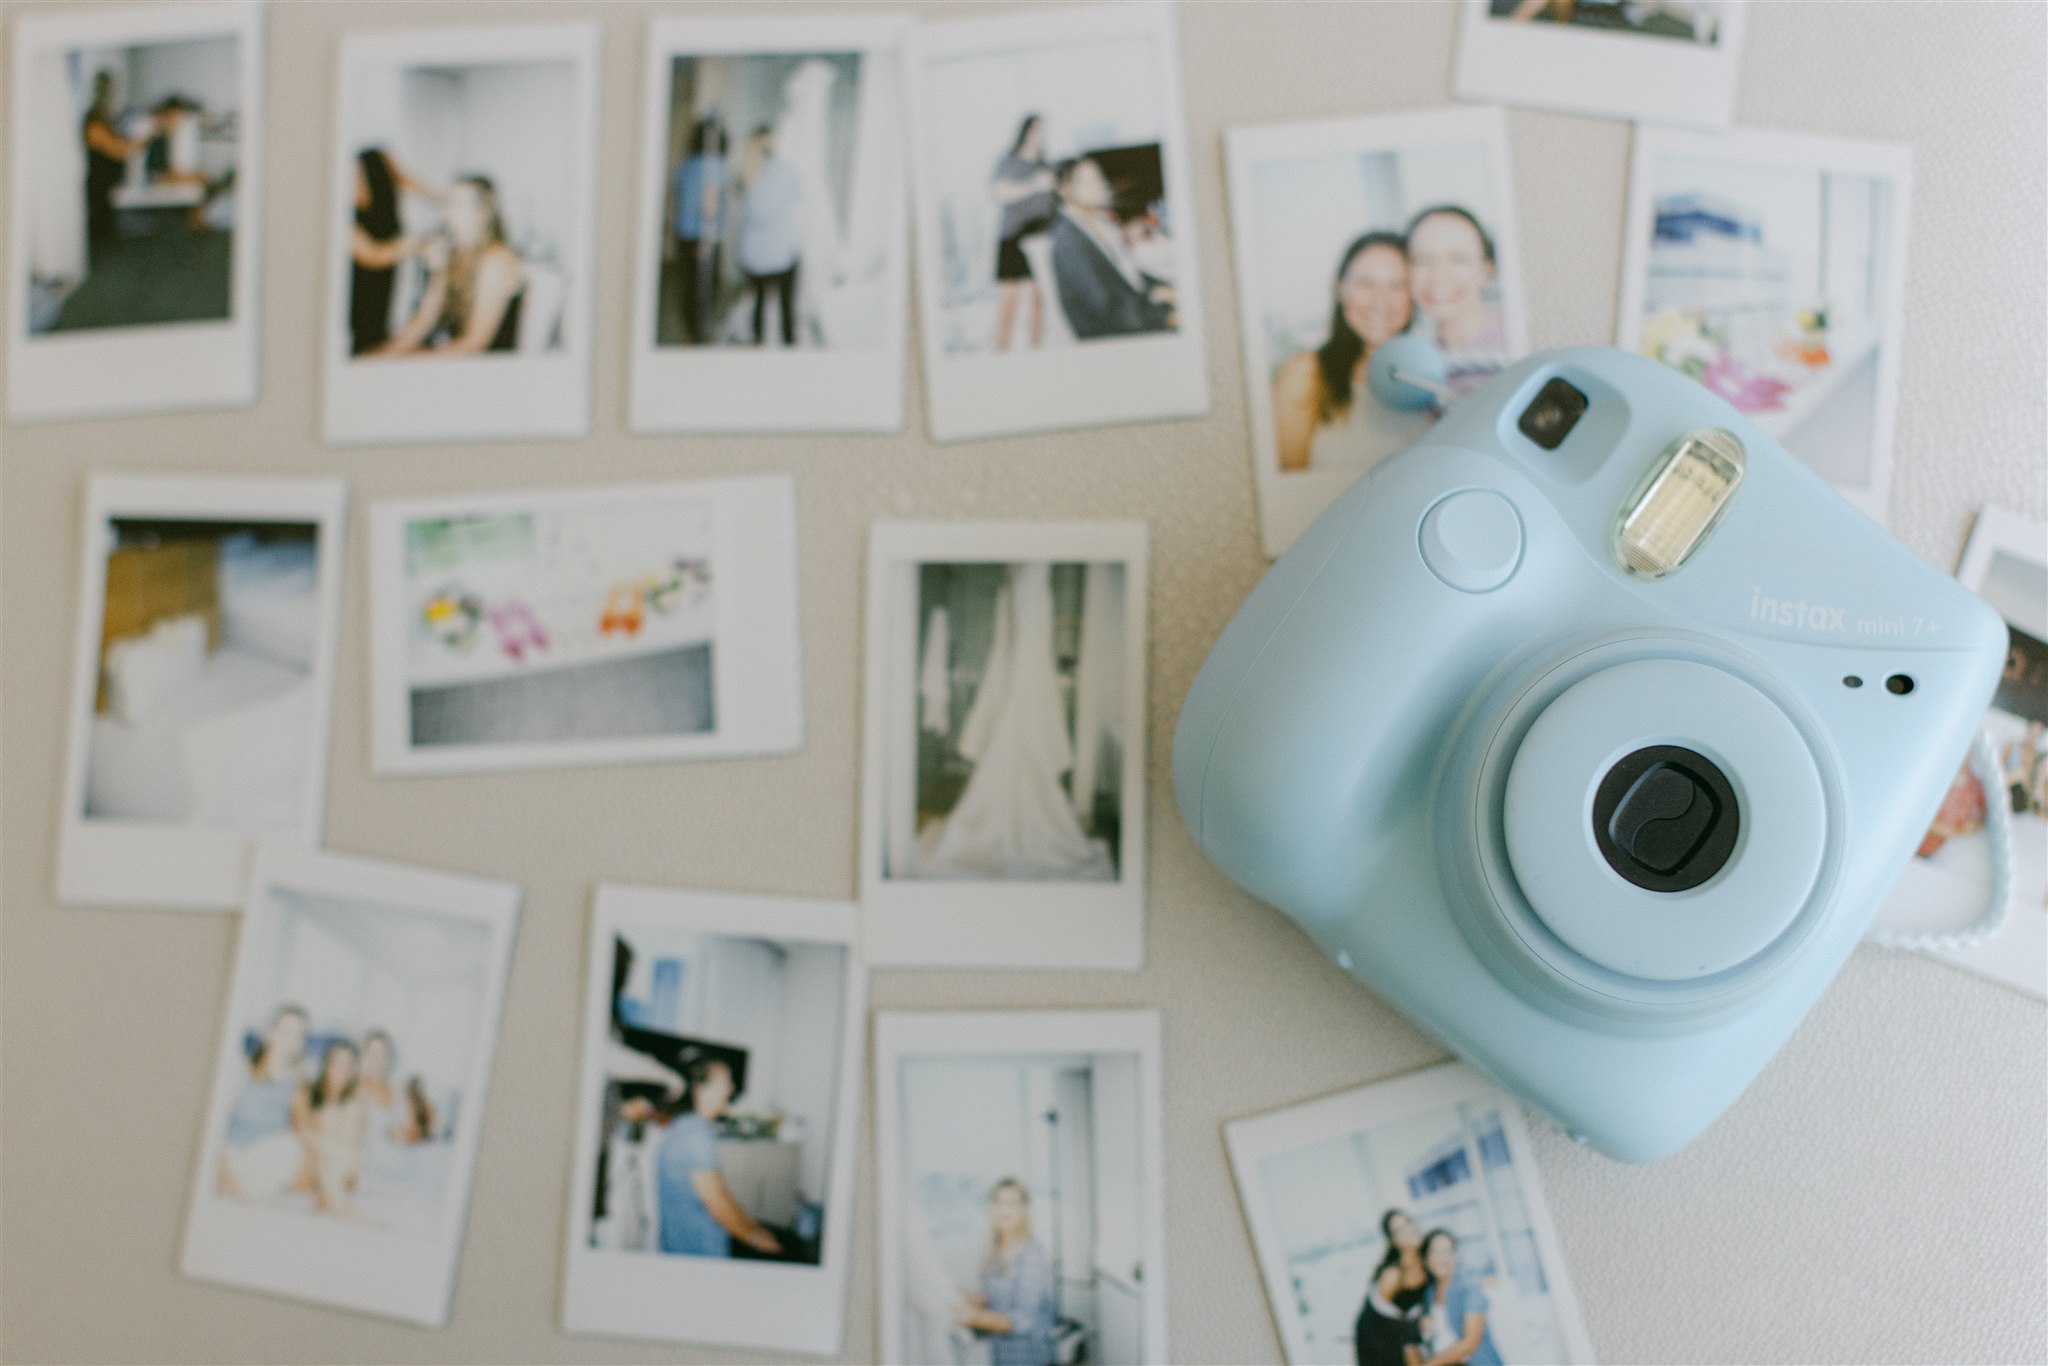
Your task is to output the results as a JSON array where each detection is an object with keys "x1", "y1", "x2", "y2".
[{"x1": 899, "y1": 559, "x2": 1126, "y2": 883}]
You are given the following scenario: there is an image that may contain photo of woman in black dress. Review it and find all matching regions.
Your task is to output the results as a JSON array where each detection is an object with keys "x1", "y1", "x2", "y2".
[{"x1": 1354, "y1": 1207, "x2": 1429, "y2": 1366}]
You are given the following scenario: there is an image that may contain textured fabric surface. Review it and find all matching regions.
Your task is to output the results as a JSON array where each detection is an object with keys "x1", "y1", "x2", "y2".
[{"x1": 2, "y1": 3, "x2": 2043, "y2": 1363}]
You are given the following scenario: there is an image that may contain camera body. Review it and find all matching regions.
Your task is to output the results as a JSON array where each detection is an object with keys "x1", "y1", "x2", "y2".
[{"x1": 1175, "y1": 347, "x2": 2006, "y2": 1161}]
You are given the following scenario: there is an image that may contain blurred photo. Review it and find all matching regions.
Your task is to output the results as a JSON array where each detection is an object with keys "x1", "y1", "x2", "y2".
[
  {"x1": 1619, "y1": 127, "x2": 1910, "y2": 520},
  {"x1": 399, "y1": 496, "x2": 713, "y2": 750},
  {"x1": 1454, "y1": 0, "x2": 1748, "y2": 127},
  {"x1": 371, "y1": 478, "x2": 802, "y2": 775},
  {"x1": 628, "y1": 17, "x2": 909, "y2": 433},
  {"x1": 585, "y1": 928, "x2": 848, "y2": 1264},
  {"x1": 878, "y1": 1011, "x2": 1168, "y2": 1366},
  {"x1": 183, "y1": 848, "x2": 520, "y2": 1327},
  {"x1": 656, "y1": 53, "x2": 887, "y2": 350},
  {"x1": 1877, "y1": 507, "x2": 2048, "y2": 999},
  {"x1": 894, "y1": 561, "x2": 1127, "y2": 883},
  {"x1": 1226, "y1": 1065, "x2": 1594, "y2": 1366},
  {"x1": 563, "y1": 887, "x2": 867, "y2": 1355},
  {"x1": 23, "y1": 34, "x2": 240, "y2": 336},
  {"x1": 863, "y1": 523, "x2": 1149, "y2": 969},
  {"x1": 921, "y1": 31, "x2": 1176, "y2": 355},
  {"x1": 1489, "y1": 0, "x2": 1730, "y2": 44},
  {"x1": 325, "y1": 25, "x2": 599, "y2": 444},
  {"x1": 7, "y1": 2, "x2": 263, "y2": 421},
  {"x1": 211, "y1": 894, "x2": 489, "y2": 1235},
  {"x1": 59, "y1": 476, "x2": 344, "y2": 910},
  {"x1": 345, "y1": 60, "x2": 572, "y2": 359},
  {"x1": 908, "y1": 4, "x2": 1208, "y2": 441},
  {"x1": 1227, "y1": 108, "x2": 1528, "y2": 554}
]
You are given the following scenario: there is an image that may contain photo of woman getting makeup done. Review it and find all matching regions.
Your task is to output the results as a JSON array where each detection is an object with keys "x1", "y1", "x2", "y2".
[
  {"x1": 322, "y1": 24, "x2": 599, "y2": 445},
  {"x1": 342, "y1": 61, "x2": 575, "y2": 363}
]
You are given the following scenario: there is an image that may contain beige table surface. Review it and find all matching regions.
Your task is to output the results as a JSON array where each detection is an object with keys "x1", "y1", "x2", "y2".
[{"x1": 4, "y1": 3, "x2": 2044, "y2": 1363}]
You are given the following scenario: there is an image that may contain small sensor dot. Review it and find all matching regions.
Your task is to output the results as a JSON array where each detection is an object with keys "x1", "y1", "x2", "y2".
[
  {"x1": 1843, "y1": 675, "x2": 1863, "y2": 688},
  {"x1": 1886, "y1": 674, "x2": 1915, "y2": 695}
]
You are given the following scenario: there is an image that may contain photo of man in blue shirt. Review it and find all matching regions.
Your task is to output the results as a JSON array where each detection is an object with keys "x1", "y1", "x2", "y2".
[{"x1": 655, "y1": 1057, "x2": 782, "y2": 1258}]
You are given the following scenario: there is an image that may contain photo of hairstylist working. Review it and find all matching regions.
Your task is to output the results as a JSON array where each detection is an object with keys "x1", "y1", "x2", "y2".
[
  {"x1": 19, "y1": 30, "x2": 242, "y2": 336},
  {"x1": 585, "y1": 928, "x2": 849, "y2": 1266},
  {"x1": 920, "y1": 29, "x2": 1181, "y2": 355},
  {"x1": 212, "y1": 888, "x2": 491, "y2": 1239},
  {"x1": 341, "y1": 54, "x2": 577, "y2": 360}
]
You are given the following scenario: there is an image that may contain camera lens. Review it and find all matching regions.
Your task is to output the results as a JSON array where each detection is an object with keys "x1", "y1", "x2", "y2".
[{"x1": 1517, "y1": 377, "x2": 1590, "y2": 450}]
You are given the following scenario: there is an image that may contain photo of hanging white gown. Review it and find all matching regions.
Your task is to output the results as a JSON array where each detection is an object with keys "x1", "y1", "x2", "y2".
[{"x1": 917, "y1": 563, "x2": 1115, "y2": 881}]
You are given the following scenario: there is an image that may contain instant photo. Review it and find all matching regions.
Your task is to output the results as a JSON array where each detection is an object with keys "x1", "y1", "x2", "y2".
[
  {"x1": 1617, "y1": 126, "x2": 1911, "y2": 522},
  {"x1": 1875, "y1": 506, "x2": 2048, "y2": 999},
  {"x1": 876, "y1": 1010, "x2": 1169, "y2": 1366},
  {"x1": 907, "y1": 3, "x2": 1208, "y2": 441},
  {"x1": 6, "y1": 1, "x2": 264, "y2": 422},
  {"x1": 323, "y1": 24, "x2": 600, "y2": 445},
  {"x1": 861, "y1": 522, "x2": 1149, "y2": 969},
  {"x1": 57, "y1": 475, "x2": 345, "y2": 909},
  {"x1": 369, "y1": 476, "x2": 802, "y2": 776},
  {"x1": 1453, "y1": 0, "x2": 1748, "y2": 128},
  {"x1": 1225, "y1": 107, "x2": 1530, "y2": 555},
  {"x1": 628, "y1": 16, "x2": 910, "y2": 433},
  {"x1": 562, "y1": 887, "x2": 868, "y2": 1355},
  {"x1": 181, "y1": 846, "x2": 520, "y2": 1327},
  {"x1": 1225, "y1": 1064, "x2": 1596, "y2": 1366}
]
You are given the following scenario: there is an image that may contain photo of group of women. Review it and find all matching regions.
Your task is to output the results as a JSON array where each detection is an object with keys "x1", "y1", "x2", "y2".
[
  {"x1": 1227, "y1": 1065, "x2": 1594, "y2": 1366},
  {"x1": 182, "y1": 848, "x2": 519, "y2": 1328},
  {"x1": 1227, "y1": 108, "x2": 1528, "y2": 554},
  {"x1": 878, "y1": 1011, "x2": 1169, "y2": 1366},
  {"x1": 209, "y1": 898, "x2": 480, "y2": 1234}
]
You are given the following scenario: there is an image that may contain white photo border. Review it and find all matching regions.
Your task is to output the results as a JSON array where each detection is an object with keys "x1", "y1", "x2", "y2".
[
  {"x1": 179, "y1": 845, "x2": 522, "y2": 1327},
  {"x1": 875, "y1": 1009, "x2": 1170, "y2": 1366},
  {"x1": 1224, "y1": 105, "x2": 1531, "y2": 557},
  {"x1": 1452, "y1": 0, "x2": 1748, "y2": 129},
  {"x1": 627, "y1": 14, "x2": 911, "y2": 435},
  {"x1": 1872, "y1": 504, "x2": 2048, "y2": 999},
  {"x1": 560, "y1": 885, "x2": 870, "y2": 1355},
  {"x1": 906, "y1": 1, "x2": 1209, "y2": 442},
  {"x1": 1223, "y1": 1062, "x2": 1598, "y2": 1366},
  {"x1": 321, "y1": 23, "x2": 601, "y2": 446},
  {"x1": 860, "y1": 520, "x2": 1150, "y2": 969},
  {"x1": 1615, "y1": 124, "x2": 1912, "y2": 524},
  {"x1": 368, "y1": 475, "x2": 804, "y2": 776},
  {"x1": 57, "y1": 473, "x2": 347, "y2": 910},
  {"x1": 6, "y1": 1, "x2": 265, "y2": 423}
]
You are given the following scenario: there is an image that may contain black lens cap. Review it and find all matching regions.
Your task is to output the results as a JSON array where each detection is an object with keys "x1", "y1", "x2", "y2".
[{"x1": 1592, "y1": 745, "x2": 1740, "y2": 892}]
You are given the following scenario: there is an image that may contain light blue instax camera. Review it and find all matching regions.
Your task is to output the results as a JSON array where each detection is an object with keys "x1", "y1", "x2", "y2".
[{"x1": 1174, "y1": 347, "x2": 2007, "y2": 1162}]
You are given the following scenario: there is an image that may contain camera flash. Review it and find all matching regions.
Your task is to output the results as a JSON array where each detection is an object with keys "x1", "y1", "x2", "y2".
[{"x1": 1615, "y1": 428, "x2": 1746, "y2": 579}]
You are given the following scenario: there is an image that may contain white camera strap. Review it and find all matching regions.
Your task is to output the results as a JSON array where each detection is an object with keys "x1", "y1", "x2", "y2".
[{"x1": 1870, "y1": 729, "x2": 2015, "y2": 954}]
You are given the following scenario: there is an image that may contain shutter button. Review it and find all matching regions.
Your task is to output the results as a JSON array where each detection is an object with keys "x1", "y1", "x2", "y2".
[{"x1": 1419, "y1": 489, "x2": 1523, "y2": 593}]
